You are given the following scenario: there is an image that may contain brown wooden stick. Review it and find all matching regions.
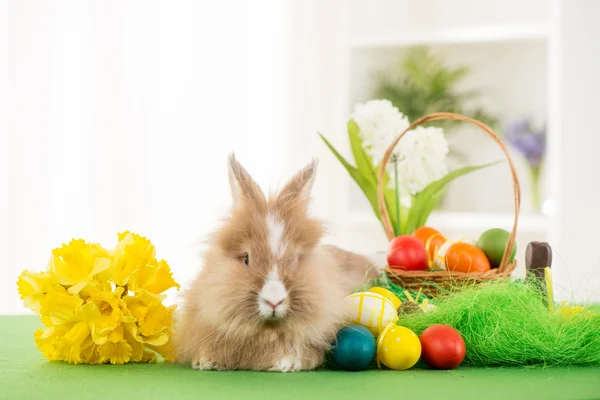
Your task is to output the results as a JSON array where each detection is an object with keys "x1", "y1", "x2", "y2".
[{"x1": 376, "y1": 112, "x2": 521, "y2": 273}]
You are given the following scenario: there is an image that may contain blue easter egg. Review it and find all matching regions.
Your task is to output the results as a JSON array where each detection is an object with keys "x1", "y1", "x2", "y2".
[{"x1": 332, "y1": 325, "x2": 376, "y2": 371}]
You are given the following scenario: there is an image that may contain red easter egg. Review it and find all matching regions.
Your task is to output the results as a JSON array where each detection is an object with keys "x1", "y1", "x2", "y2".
[
  {"x1": 419, "y1": 324, "x2": 466, "y2": 370},
  {"x1": 387, "y1": 235, "x2": 428, "y2": 271}
]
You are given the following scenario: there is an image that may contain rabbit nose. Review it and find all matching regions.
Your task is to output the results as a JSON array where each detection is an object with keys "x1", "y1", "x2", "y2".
[{"x1": 265, "y1": 299, "x2": 285, "y2": 310}]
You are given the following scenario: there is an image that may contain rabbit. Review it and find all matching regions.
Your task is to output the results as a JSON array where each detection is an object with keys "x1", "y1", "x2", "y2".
[{"x1": 174, "y1": 154, "x2": 380, "y2": 372}]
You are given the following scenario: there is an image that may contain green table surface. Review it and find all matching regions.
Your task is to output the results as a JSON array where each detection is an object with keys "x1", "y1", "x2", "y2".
[{"x1": 1, "y1": 316, "x2": 600, "y2": 400}]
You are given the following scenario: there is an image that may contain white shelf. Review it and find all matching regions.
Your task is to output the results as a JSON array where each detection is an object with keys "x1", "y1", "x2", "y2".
[
  {"x1": 349, "y1": 24, "x2": 549, "y2": 48},
  {"x1": 345, "y1": 210, "x2": 548, "y2": 234}
]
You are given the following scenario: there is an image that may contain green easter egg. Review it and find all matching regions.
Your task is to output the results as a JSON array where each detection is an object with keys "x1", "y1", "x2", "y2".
[{"x1": 476, "y1": 228, "x2": 516, "y2": 268}]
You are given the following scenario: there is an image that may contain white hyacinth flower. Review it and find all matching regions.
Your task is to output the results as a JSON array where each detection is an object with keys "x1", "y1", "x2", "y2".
[
  {"x1": 351, "y1": 99, "x2": 410, "y2": 166},
  {"x1": 351, "y1": 100, "x2": 449, "y2": 202}
]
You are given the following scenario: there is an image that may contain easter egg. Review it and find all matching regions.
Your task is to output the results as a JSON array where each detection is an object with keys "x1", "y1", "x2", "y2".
[
  {"x1": 413, "y1": 227, "x2": 447, "y2": 267},
  {"x1": 419, "y1": 324, "x2": 466, "y2": 370},
  {"x1": 344, "y1": 292, "x2": 398, "y2": 336},
  {"x1": 433, "y1": 237, "x2": 482, "y2": 270},
  {"x1": 476, "y1": 228, "x2": 516, "y2": 268},
  {"x1": 332, "y1": 325, "x2": 376, "y2": 371},
  {"x1": 377, "y1": 323, "x2": 421, "y2": 370},
  {"x1": 445, "y1": 242, "x2": 491, "y2": 273},
  {"x1": 433, "y1": 240, "x2": 453, "y2": 270},
  {"x1": 387, "y1": 235, "x2": 428, "y2": 271},
  {"x1": 398, "y1": 301, "x2": 423, "y2": 315},
  {"x1": 368, "y1": 287, "x2": 401, "y2": 310}
]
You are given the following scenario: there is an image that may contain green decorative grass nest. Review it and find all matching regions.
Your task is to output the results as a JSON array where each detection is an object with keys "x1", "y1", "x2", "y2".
[{"x1": 397, "y1": 279, "x2": 600, "y2": 367}]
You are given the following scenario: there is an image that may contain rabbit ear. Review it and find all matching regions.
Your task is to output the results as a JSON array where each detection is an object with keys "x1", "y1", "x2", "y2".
[
  {"x1": 228, "y1": 153, "x2": 266, "y2": 209},
  {"x1": 276, "y1": 159, "x2": 318, "y2": 206}
]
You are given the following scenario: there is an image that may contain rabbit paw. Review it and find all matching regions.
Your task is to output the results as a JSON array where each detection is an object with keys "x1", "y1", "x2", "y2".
[
  {"x1": 192, "y1": 358, "x2": 216, "y2": 370},
  {"x1": 269, "y1": 355, "x2": 303, "y2": 372}
]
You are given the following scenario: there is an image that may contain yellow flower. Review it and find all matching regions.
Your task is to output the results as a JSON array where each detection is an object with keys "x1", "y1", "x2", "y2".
[
  {"x1": 48, "y1": 239, "x2": 111, "y2": 294},
  {"x1": 97, "y1": 340, "x2": 132, "y2": 364},
  {"x1": 79, "y1": 287, "x2": 135, "y2": 345},
  {"x1": 123, "y1": 324, "x2": 146, "y2": 362},
  {"x1": 41, "y1": 284, "x2": 84, "y2": 326},
  {"x1": 34, "y1": 324, "x2": 72, "y2": 360},
  {"x1": 141, "y1": 349, "x2": 158, "y2": 363},
  {"x1": 108, "y1": 232, "x2": 156, "y2": 287},
  {"x1": 52, "y1": 322, "x2": 92, "y2": 364},
  {"x1": 124, "y1": 292, "x2": 174, "y2": 341},
  {"x1": 97, "y1": 325, "x2": 132, "y2": 364},
  {"x1": 123, "y1": 292, "x2": 176, "y2": 361},
  {"x1": 124, "y1": 320, "x2": 174, "y2": 362},
  {"x1": 80, "y1": 339, "x2": 102, "y2": 364},
  {"x1": 17, "y1": 270, "x2": 57, "y2": 314},
  {"x1": 140, "y1": 305, "x2": 173, "y2": 340},
  {"x1": 129, "y1": 259, "x2": 180, "y2": 295},
  {"x1": 18, "y1": 231, "x2": 180, "y2": 365},
  {"x1": 77, "y1": 279, "x2": 113, "y2": 302},
  {"x1": 147, "y1": 332, "x2": 176, "y2": 362}
]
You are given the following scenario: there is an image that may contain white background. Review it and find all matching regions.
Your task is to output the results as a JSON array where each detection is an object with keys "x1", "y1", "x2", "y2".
[{"x1": 1, "y1": 0, "x2": 295, "y2": 313}]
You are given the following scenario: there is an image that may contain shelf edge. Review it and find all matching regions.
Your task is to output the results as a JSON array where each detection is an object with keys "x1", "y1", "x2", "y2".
[{"x1": 349, "y1": 24, "x2": 550, "y2": 49}]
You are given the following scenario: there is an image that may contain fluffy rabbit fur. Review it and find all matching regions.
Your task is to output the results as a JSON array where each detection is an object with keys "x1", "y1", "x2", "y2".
[{"x1": 175, "y1": 155, "x2": 379, "y2": 372}]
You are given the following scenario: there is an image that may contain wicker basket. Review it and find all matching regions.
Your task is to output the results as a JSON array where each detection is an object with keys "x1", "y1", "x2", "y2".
[{"x1": 377, "y1": 112, "x2": 521, "y2": 296}]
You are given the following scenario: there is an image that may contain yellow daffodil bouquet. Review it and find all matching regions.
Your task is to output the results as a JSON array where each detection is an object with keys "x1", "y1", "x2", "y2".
[{"x1": 16, "y1": 231, "x2": 180, "y2": 365}]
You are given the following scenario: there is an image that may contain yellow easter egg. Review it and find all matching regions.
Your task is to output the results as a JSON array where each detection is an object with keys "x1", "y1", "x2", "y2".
[
  {"x1": 433, "y1": 237, "x2": 476, "y2": 270},
  {"x1": 376, "y1": 323, "x2": 421, "y2": 370},
  {"x1": 368, "y1": 287, "x2": 401, "y2": 310},
  {"x1": 344, "y1": 292, "x2": 398, "y2": 336}
]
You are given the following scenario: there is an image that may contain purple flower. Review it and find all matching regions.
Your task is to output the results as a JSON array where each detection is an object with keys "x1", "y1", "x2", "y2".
[{"x1": 504, "y1": 118, "x2": 546, "y2": 169}]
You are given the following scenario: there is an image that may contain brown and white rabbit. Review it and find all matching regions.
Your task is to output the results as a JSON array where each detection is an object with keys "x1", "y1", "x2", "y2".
[{"x1": 175, "y1": 154, "x2": 379, "y2": 371}]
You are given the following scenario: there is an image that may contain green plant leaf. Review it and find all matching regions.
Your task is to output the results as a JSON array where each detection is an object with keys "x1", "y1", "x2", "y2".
[
  {"x1": 318, "y1": 132, "x2": 405, "y2": 236},
  {"x1": 317, "y1": 132, "x2": 356, "y2": 173},
  {"x1": 405, "y1": 160, "x2": 503, "y2": 233},
  {"x1": 318, "y1": 133, "x2": 383, "y2": 224},
  {"x1": 347, "y1": 120, "x2": 379, "y2": 187},
  {"x1": 348, "y1": 121, "x2": 403, "y2": 235},
  {"x1": 381, "y1": 170, "x2": 400, "y2": 235}
]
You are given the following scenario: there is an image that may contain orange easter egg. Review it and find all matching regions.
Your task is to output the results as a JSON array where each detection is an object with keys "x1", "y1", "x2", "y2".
[
  {"x1": 413, "y1": 227, "x2": 446, "y2": 267},
  {"x1": 445, "y1": 243, "x2": 491, "y2": 273}
]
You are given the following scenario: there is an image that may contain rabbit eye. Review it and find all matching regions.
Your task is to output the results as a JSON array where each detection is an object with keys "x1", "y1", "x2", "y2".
[{"x1": 244, "y1": 253, "x2": 249, "y2": 266}]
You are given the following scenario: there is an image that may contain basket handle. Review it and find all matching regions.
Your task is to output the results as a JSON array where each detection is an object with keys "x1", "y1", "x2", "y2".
[{"x1": 376, "y1": 112, "x2": 522, "y2": 273}]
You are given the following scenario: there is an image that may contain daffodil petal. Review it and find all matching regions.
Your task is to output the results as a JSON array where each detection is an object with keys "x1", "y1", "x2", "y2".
[
  {"x1": 147, "y1": 340, "x2": 175, "y2": 362},
  {"x1": 22, "y1": 293, "x2": 45, "y2": 314},
  {"x1": 67, "y1": 281, "x2": 89, "y2": 295},
  {"x1": 144, "y1": 260, "x2": 180, "y2": 294},
  {"x1": 141, "y1": 350, "x2": 157, "y2": 363},
  {"x1": 108, "y1": 325, "x2": 125, "y2": 342},
  {"x1": 91, "y1": 329, "x2": 108, "y2": 345},
  {"x1": 91, "y1": 257, "x2": 111, "y2": 277},
  {"x1": 97, "y1": 340, "x2": 132, "y2": 365},
  {"x1": 143, "y1": 333, "x2": 168, "y2": 346},
  {"x1": 78, "y1": 302, "x2": 101, "y2": 323}
]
